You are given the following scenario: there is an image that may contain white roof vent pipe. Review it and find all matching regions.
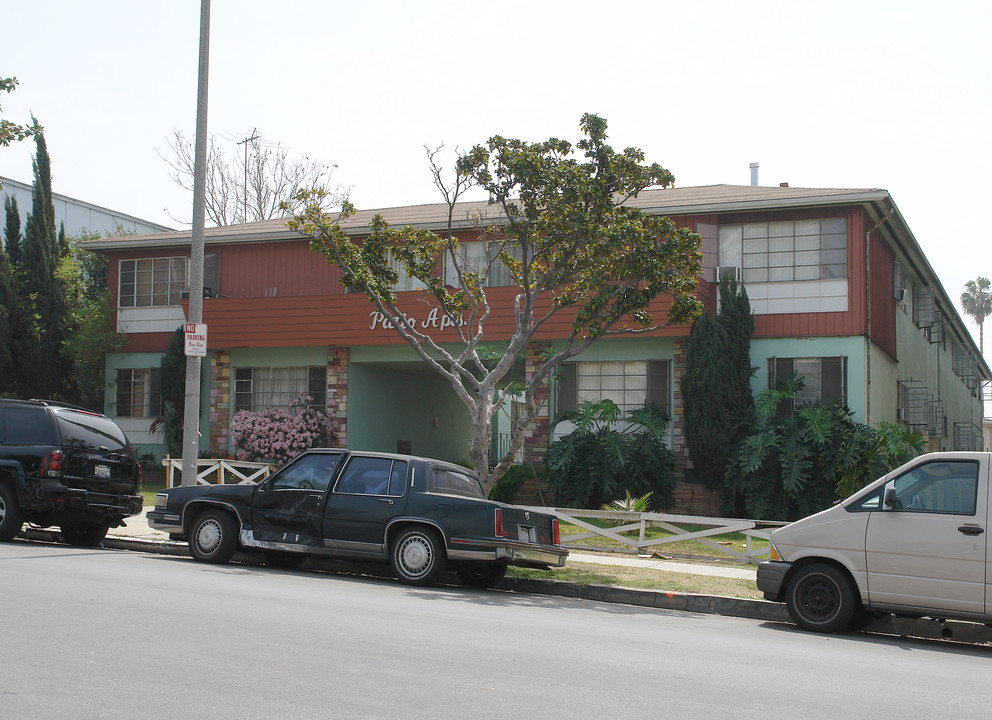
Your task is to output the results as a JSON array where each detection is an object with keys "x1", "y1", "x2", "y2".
[{"x1": 749, "y1": 162, "x2": 759, "y2": 187}]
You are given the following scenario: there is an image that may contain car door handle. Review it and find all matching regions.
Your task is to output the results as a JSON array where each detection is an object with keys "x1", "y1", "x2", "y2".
[
  {"x1": 958, "y1": 525, "x2": 984, "y2": 536},
  {"x1": 378, "y1": 498, "x2": 394, "y2": 505}
]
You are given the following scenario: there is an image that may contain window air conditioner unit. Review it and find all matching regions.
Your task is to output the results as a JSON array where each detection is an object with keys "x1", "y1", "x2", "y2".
[{"x1": 717, "y1": 266, "x2": 742, "y2": 282}]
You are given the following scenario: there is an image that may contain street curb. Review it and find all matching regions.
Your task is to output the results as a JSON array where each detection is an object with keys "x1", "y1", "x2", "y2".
[{"x1": 22, "y1": 528, "x2": 992, "y2": 644}]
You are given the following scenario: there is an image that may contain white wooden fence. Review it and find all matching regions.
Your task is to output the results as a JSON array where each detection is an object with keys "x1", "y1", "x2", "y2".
[
  {"x1": 163, "y1": 457, "x2": 274, "y2": 488},
  {"x1": 525, "y1": 507, "x2": 788, "y2": 563}
]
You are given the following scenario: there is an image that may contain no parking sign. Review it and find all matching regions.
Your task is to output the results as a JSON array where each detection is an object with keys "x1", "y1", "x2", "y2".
[{"x1": 184, "y1": 323, "x2": 207, "y2": 357}]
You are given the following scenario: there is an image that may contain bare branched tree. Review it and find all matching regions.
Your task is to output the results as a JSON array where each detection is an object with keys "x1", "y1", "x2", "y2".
[{"x1": 160, "y1": 130, "x2": 348, "y2": 226}]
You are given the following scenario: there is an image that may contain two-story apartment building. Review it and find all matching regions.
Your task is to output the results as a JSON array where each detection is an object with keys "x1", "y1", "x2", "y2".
[{"x1": 82, "y1": 184, "x2": 989, "y2": 475}]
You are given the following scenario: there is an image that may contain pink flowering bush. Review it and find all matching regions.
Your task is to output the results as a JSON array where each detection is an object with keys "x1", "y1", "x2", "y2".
[{"x1": 230, "y1": 394, "x2": 336, "y2": 465}]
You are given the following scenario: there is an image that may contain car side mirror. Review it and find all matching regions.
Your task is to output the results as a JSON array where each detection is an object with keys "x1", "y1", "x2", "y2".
[{"x1": 884, "y1": 487, "x2": 901, "y2": 509}]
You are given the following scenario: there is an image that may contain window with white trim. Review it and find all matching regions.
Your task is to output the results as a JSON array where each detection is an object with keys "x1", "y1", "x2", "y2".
[
  {"x1": 118, "y1": 258, "x2": 188, "y2": 307},
  {"x1": 718, "y1": 219, "x2": 847, "y2": 283},
  {"x1": 234, "y1": 366, "x2": 327, "y2": 413},
  {"x1": 115, "y1": 368, "x2": 162, "y2": 417},
  {"x1": 556, "y1": 360, "x2": 670, "y2": 417}
]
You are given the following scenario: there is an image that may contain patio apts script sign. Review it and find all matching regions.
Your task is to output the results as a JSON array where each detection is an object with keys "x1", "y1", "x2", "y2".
[{"x1": 369, "y1": 308, "x2": 466, "y2": 332}]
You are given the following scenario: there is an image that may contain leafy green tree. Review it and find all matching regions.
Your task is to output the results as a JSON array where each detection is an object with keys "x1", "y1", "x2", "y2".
[
  {"x1": 288, "y1": 114, "x2": 702, "y2": 492},
  {"x1": 0, "y1": 77, "x2": 36, "y2": 154},
  {"x1": 546, "y1": 399, "x2": 676, "y2": 510},
  {"x1": 681, "y1": 276, "x2": 756, "y2": 487},
  {"x1": 960, "y1": 276, "x2": 991, "y2": 354},
  {"x1": 723, "y1": 376, "x2": 923, "y2": 520},
  {"x1": 58, "y1": 231, "x2": 124, "y2": 410}
]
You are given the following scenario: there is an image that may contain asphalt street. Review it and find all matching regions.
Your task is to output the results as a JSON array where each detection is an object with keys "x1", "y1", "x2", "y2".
[{"x1": 3, "y1": 541, "x2": 992, "y2": 720}]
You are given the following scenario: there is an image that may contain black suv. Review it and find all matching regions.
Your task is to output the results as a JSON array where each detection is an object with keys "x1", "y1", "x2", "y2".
[{"x1": 0, "y1": 399, "x2": 142, "y2": 546}]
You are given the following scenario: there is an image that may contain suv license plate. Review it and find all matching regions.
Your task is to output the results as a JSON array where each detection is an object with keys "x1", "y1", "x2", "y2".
[
  {"x1": 518, "y1": 526, "x2": 536, "y2": 543},
  {"x1": 94, "y1": 464, "x2": 111, "y2": 479}
]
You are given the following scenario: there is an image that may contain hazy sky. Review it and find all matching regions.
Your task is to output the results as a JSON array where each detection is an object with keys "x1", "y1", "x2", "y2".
[{"x1": 2, "y1": 0, "x2": 990, "y2": 347}]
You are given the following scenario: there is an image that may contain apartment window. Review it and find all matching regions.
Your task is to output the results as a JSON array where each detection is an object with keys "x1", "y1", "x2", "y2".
[
  {"x1": 443, "y1": 241, "x2": 520, "y2": 288},
  {"x1": 556, "y1": 360, "x2": 670, "y2": 417},
  {"x1": 718, "y1": 218, "x2": 847, "y2": 283},
  {"x1": 115, "y1": 368, "x2": 162, "y2": 417},
  {"x1": 768, "y1": 357, "x2": 846, "y2": 407},
  {"x1": 118, "y1": 258, "x2": 188, "y2": 307},
  {"x1": 388, "y1": 255, "x2": 427, "y2": 292},
  {"x1": 234, "y1": 366, "x2": 327, "y2": 413}
]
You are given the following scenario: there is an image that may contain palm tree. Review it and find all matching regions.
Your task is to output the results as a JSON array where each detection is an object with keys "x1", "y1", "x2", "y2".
[{"x1": 961, "y1": 277, "x2": 992, "y2": 354}]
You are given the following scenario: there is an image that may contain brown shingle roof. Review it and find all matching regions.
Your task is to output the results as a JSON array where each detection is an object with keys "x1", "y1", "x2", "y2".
[{"x1": 81, "y1": 184, "x2": 888, "y2": 250}]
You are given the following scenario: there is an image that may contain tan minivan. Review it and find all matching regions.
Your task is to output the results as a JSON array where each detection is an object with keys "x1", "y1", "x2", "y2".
[{"x1": 757, "y1": 452, "x2": 989, "y2": 632}]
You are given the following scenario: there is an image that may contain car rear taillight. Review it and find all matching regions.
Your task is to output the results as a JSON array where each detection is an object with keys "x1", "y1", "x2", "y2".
[
  {"x1": 553, "y1": 518, "x2": 560, "y2": 546},
  {"x1": 137, "y1": 463, "x2": 142, "y2": 490},
  {"x1": 495, "y1": 508, "x2": 512, "y2": 538},
  {"x1": 41, "y1": 450, "x2": 64, "y2": 477}
]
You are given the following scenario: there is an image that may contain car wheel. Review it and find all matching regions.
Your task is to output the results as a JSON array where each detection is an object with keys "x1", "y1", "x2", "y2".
[
  {"x1": 785, "y1": 563, "x2": 857, "y2": 633},
  {"x1": 456, "y1": 563, "x2": 507, "y2": 589},
  {"x1": 0, "y1": 484, "x2": 23, "y2": 542},
  {"x1": 391, "y1": 527, "x2": 446, "y2": 586},
  {"x1": 61, "y1": 522, "x2": 109, "y2": 547},
  {"x1": 188, "y1": 510, "x2": 239, "y2": 564},
  {"x1": 264, "y1": 551, "x2": 306, "y2": 570}
]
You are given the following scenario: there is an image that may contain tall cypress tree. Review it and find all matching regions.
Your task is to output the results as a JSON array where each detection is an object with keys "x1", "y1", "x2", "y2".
[
  {"x1": 681, "y1": 276, "x2": 756, "y2": 492},
  {"x1": 19, "y1": 126, "x2": 63, "y2": 399},
  {"x1": 3, "y1": 195, "x2": 21, "y2": 266}
]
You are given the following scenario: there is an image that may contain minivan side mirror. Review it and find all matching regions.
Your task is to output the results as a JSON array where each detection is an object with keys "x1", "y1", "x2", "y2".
[{"x1": 884, "y1": 487, "x2": 902, "y2": 509}]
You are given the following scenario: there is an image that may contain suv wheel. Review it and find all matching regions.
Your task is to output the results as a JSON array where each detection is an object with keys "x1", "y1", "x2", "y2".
[
  {"x1": 61, "y1": 522, "x2": 109, "y2": 547},
  {"x1": 0, "y1": 484, "x2": 22, "y2": 541}
]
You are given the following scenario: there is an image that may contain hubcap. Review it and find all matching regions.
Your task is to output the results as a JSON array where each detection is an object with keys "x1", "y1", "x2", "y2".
[
  {"x1": 196, "y1": 519, "x2": 222, "y2": 554},
  {"x1": 398, "y1": 536, "x2": 432, "y2": 577},
  {"x1": 0, "y1": 495, "x2": 6, "y2": 522}
]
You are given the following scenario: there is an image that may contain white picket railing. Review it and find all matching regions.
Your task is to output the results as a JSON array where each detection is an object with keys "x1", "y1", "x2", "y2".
[
  {"x1": 525, "y1": 507, "x2": 789, "y2": 563},
  {"x1": 162, "y1": 457, "x2": 274, "y2": 488}
]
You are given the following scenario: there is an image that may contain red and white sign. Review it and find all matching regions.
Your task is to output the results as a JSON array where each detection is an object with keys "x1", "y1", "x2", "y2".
[{"x1": 184, "y1": 322, "x2": 207, "y2": 357}]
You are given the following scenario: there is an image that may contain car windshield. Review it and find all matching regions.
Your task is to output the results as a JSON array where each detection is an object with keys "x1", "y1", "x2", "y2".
[{"x1": 429, "y1": 467, "x2": 485, "y2": 498}]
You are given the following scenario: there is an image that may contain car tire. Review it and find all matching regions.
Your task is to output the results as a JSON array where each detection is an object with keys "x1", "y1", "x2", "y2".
[
  {"x1": 391, "y1": 526, "x2": 446, "y2": 586},
  {"x1": 456, "y1": 563, "x2": 507, "y2": 589},
  {"x1": 188, "y1": 510, "x2": 239, "y2": 564},
  {"x1": 785, "y1": 562, "x2": 858, "y2": 633},
  {"x1": 0, "y1": 483, "x2": 22, "y2": 542},
  {"x1": 61, "y1": 522, "x2": 109, "y2": 547}
]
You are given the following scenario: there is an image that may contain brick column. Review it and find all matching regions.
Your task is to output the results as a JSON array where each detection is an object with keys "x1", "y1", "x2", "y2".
[
  {"x1": 671, "y1": 338, "x2": 689, "y2": 482},
  {"x1": 523, "y1": 343, "x2": 551, "y2": 466},
  {"x1": 208, "y1": 350, "x2": 231, "y2": 456},
  {"x1": 326, "y1": 347, "x2": 349, "y2": 448}
]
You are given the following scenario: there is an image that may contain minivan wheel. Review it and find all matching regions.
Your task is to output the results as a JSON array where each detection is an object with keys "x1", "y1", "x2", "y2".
[
  {"x1": 188, "y1": 510, "x2": 239, "y2": 564},
  {"x1": 61, "y1": 522, "x2": 109, "y2": 547},
  {"x1": 786, "y1": 563, "x2": 857, "y2": 633},
  {"x1": 0, "y1": 484, "x2": 23, "y2": 541}
]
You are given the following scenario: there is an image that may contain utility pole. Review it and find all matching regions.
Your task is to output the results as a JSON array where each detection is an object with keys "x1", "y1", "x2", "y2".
[
  {"x1": 237, "y1": 128, "x2": 259, "y2": 224},
  {"x1": 181, "y1": 0, "x2": 210, "y2": 487}
]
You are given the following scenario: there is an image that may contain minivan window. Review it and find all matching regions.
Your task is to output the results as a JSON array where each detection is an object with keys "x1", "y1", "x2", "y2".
[
  {"x1": 56, "y1": 410, "x2": 128, "y2": 451},
  {"x1": 5, "y1": 406, "x2": 54, "y2": 445},
  {"x1": 888, "y1": 461, "x2": 980, "y2": 515}
]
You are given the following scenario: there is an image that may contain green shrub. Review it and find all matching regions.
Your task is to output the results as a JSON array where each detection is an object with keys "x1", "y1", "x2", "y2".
[{"x1": 546, "y1": 400, "x2": 675, "y2": 511}]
